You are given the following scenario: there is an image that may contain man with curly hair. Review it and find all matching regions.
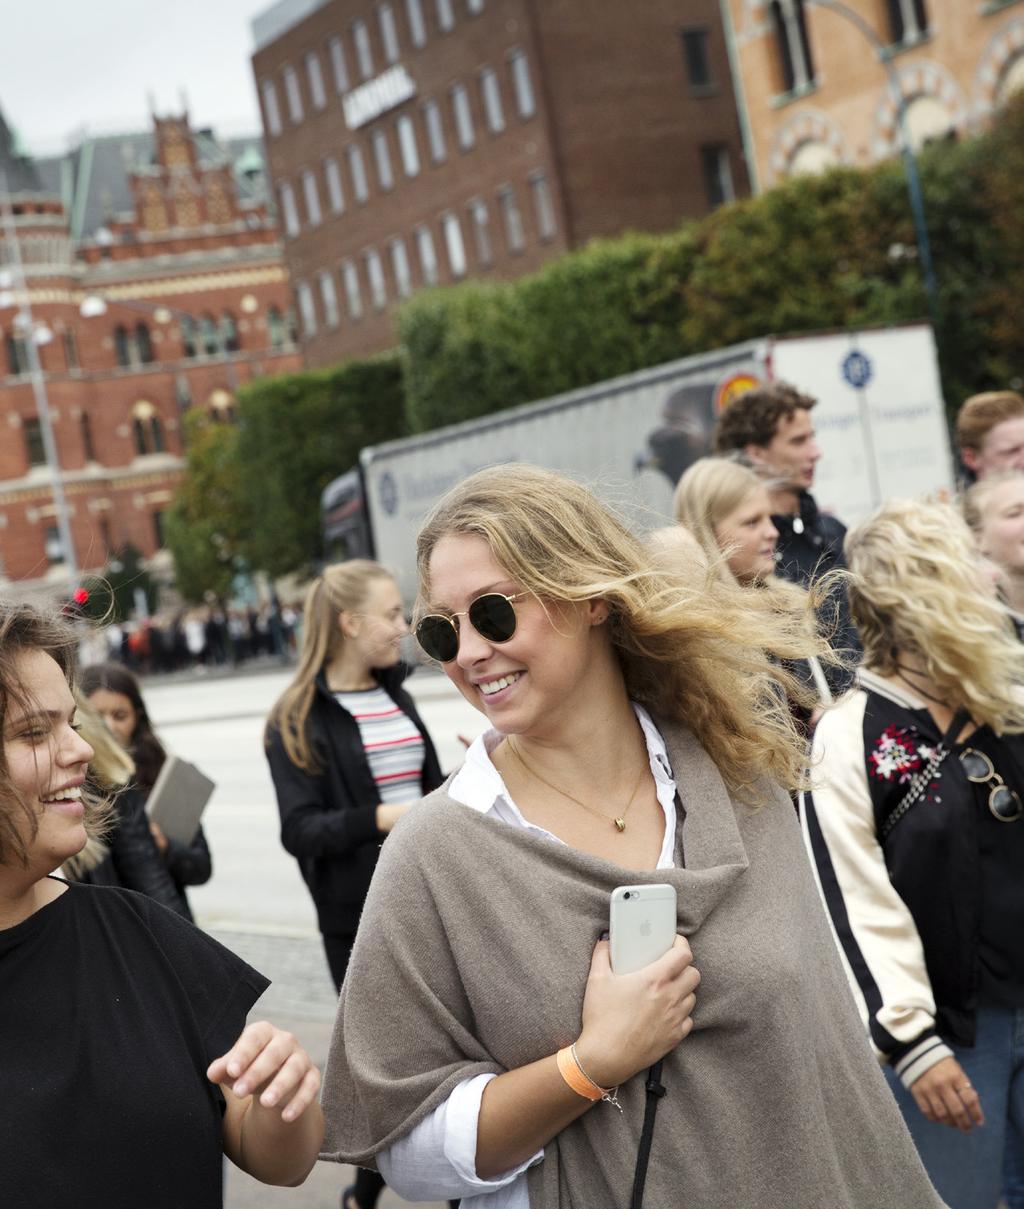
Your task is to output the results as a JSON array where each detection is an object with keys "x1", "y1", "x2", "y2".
[{"x1": 713, "y1": 381, "x2": 859, "y2": 676}]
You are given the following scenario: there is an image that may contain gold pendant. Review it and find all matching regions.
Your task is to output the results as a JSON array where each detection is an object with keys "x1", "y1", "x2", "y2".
[{"x1": 614, "y1": 818, "x2": 626, "y2": 832}]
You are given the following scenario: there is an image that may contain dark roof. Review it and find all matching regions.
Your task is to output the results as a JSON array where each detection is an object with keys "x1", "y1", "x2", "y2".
[
  {"x1": 32, "y1": 125, "x2": 270, "y2": 243},
  {"x1": 0, "y1": 108, "x2": 43, "y2": 193}
]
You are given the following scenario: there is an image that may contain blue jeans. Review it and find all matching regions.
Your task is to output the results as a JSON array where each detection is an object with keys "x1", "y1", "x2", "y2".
[{"x1": 885, "y1": 1005, "x2": 1024, "y2": 1209}]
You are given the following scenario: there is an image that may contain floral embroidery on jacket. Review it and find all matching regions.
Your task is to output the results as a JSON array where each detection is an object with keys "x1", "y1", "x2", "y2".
[{"x1": 869, "y1": 725, "x2": 938, "y2": 785}]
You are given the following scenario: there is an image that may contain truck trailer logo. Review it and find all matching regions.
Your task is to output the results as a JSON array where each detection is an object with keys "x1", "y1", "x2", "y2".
[{"x1": 378, "y1": 471, "x2": 399, "y2": 517}]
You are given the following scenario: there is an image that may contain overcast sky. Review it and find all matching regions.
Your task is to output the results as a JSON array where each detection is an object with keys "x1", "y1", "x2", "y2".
[{"x1": 2, "y1": 0, "x2": 272, "y2": 155}]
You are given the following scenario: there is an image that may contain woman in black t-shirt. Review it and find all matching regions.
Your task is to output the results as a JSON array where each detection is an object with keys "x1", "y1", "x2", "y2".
[{"x1": 0, "y1": 602, "x2": 324, "y2": 1209}]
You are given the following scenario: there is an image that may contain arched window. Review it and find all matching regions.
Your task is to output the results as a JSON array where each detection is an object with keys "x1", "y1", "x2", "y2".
[
  {"x1": 267, "y1": 305, "x2": 287, "y2": 349},
  {"x1": 199, "y1": 312, "x2": 220, "y2": 356},
  {"x1": 135, "y1": 322, "x2": 154, "y2": 364},
  {"x1": 770, "y1": 0, "x2": 814, "y2": 94},
  {"x1": 220, "y1": 312, "x2": 240, "y2": 353},
  {"x1": 131, "y1": 401, "x2": 165, "y2": 456},
  {"x1": 114, "y1": 324, "x2": 132, "y2": 368},
  {"x1": 180, "y1": 316, "x2": 198, "y2": 359}
]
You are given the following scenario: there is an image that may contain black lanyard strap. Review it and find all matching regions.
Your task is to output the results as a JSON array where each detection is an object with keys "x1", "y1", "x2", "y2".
[{"x1": 629, "y1": 1060, "x2": 667, "y2": 1209}]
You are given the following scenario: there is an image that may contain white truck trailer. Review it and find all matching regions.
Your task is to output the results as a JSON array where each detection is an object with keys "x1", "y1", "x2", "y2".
[{"x1": 323, "y1": 323, "x2": 954, "y2": 605}]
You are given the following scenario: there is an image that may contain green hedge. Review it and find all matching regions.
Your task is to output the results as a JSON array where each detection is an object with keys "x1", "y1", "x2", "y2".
[{"x1": 233, "y1": 353, "x2": 407, "y2": 577}]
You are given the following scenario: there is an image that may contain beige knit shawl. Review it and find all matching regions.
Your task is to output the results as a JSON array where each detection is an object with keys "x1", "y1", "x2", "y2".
[{"x1": 321, "y1": 720, "x2": 944, "y2": 1208}]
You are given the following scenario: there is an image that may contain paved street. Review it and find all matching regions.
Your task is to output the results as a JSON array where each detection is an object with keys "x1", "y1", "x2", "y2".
[{"x1": 144, "y1": 664, "x2": 485, "y2": 1209}]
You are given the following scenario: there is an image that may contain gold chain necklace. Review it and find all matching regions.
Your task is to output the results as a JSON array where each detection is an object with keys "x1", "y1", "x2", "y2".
[{"x1": 506, "y1": 737, "x2": 647, "y2": 833}]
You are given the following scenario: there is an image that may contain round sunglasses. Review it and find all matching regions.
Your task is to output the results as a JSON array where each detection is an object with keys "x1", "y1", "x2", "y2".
[
  {"x1": 415, "y1": 592, "x2": 525, "y2": 663},
  {"x1": 960, "y1": 747, "x2": 1023, "y2": 823}
]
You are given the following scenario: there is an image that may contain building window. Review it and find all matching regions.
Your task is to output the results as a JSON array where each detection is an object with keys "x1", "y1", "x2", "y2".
[
  {"x1": 423, "y1": 99, "x2": 447, "y2": 162},
  {"x1": 442, "y1": 213, "x2": 467, "y2": 277},
  {"x1": 221, "y1": 312, "x2": 240, "y2": 353},
  {"x1": 283, "y1": 65, "x2": 304, "y2": 123},
  {"x1": 261, "y1": 79, "x2": 283, "y2": 136},
  {"x1": 152, "y1": 510, "x2": 166, "y2": 549},
  {"x1": 467, "y1": 0, "x2": 484, "y2": 12},
  {"x1": 302, "y1": 168, "x2": 323, "y2": 225},
  {"x1": 468, "y1": 198, "x2": 492, "y2": 266},
  {"x1": 329, "y1": 35, "x2": 350, "y2": 93},
  {"x1": 296, "y1": 280, "x2": 317, "y2": 338},
  {"x1": 479, "y1": 67, "x2": 505, "y2": 133},
  {"x1": 529, "y1": 172, "x2": 556, "y2": 240},
  {"x1": 80, "y1": 412, "x2": 95, "y2": 462},
  {"x1": 347, "y1": 145, "x2": 369, "y2": 203},
  {"x1": 415, "y1": 225, "x2": 439, "y2": 285},
  {"x1": 132, "y1": 402, "x2": 165, "y2": 456},
  {"x1": 279, "y1": 181, "x2": 300, "y2": 236},
  {"x1": 701, "y1": 145, "x2": 736, "y2": 207},
  {"x1": 435, "y1": 0, "x2": 454, "y2": 31},
  {"x1": 306, "y1": 52, "x2": 327, "y2": 109},
  {"x1": 886, "y1": 0, "x2": 928, "y2": 44},
  {"x1": 378, "y1": 3, "x2": 400, "y2": 63},
  {"x1": 406, "y1": 0, "x2": 427, "y2": 47},
  {"x1": 396, "y1": 114, "x2": 421, "y2": 176},
  {"x1": 341, "y1": 260, "x2": 364, "y2": 319},
  {"x1": 364, "y1": 249, "x2": 388, "y2": 309},
  {"x1": 114, "y1": 324, "x2": 132, "y2": 368},
  {"x1": 267, "y1": 305, "x2": 288, "y2": 348},
  {"x1": 680, "y1": 28, "x2": 713, "y2": 90},
  {"x1": 135, "y1": 322, "x2": 154, "y2": 364},
  {"x1": 200, "y1": 313, "x2": 220, "y2": 356},
  {"x1": 353, "y1": 20, "x2": 374, "y2": 79},
  {"x1": 45, "y1": 525, "x2": 65, "y2": 565},
  {"x1": 372, "y1": 129, "x2": 395, "y2": 190},
  {"x1": 180, "y1": 316, "x2": 198, "y2": 358},
  {"x1": 24, "y1": 417, "x2": 46, "y2": 467},
  {"x1": 5, "y1": 333, "x2": 29, "y2": 375},
  {"x1": 325, "y1": 156, "x2": 346, "y2": 213},
  {"x1": 451, "y1": 83, "x2": 475, "y2": 149},
  {"x1": 63, "y1": 328, "x2": 79, "y2": 371},
  {"x1": 318, "y1": 271, "x2": 340, "y2": 327},
  {"x1": 390, "y1": 237, "x2": 413, "y2": 297},
  {"x1": 499, "y1": 186, "x2": 525, "y2": 253},
  {"x1": 770, "y1": 0, "x2": 815, "y2": 94},
  {"x1": 509, "y1": 49, "x2": 536, "y2": 119}
]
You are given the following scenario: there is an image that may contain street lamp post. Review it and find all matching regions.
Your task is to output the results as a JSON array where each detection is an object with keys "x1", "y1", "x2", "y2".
[
  {"x1": 805, "y1": 0, "x2": 940, "y2": 328},
  {"x1": 0, "y1": 171, "x2": 80, "y2": 585}
]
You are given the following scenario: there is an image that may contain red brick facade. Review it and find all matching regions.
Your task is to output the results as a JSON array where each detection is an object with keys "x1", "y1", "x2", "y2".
[
  {"x1": 251, "y1": 0, "x2": 749, "y2": 366},
  {"x1": 0, "y1": 113, "x2": 301, "y2": 589}
]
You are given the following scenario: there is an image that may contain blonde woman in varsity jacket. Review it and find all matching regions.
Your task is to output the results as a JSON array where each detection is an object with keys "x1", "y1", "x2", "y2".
[
  {"x1": 265, "y1": 560, "x2": 444, "y2": 1209},
  {"x1": 803, "y1": 497, "x2": 1024, "y2": 1209}
]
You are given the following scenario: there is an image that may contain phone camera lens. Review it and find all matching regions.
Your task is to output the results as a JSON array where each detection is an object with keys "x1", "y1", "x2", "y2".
[{"x1": 623, "y1": 891, "x2": 631, "y2": 900}]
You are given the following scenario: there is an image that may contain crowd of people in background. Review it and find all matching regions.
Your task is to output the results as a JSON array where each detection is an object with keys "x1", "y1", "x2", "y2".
[{"x1": 5, "y1": 381, "x2": 1024, "y2": 1209}]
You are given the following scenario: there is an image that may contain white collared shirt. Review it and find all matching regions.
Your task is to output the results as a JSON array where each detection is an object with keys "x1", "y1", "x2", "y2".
[{"x1": 376, "y1": 705, "x2": 679, "y2": 1206}]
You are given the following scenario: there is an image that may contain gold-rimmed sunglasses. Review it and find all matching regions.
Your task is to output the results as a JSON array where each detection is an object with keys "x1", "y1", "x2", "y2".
[
  {"x1": 960, "y1": 748, "x2": 1023, "y2": 823},
  {"x1": 415, "y1": 592, "x2": 526, "y2": 663}
]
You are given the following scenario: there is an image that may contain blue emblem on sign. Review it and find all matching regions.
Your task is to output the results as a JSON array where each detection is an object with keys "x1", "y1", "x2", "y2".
[
  {"x1": 842, "y1": 350, "x2": 873, "y2": 389},
  {"x1": 379, "y1": 471, "x2": 398, "y2": 517}
]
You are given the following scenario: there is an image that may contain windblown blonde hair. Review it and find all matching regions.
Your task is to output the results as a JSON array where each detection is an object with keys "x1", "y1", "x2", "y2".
[
  {"x1": 0, "y1": 603, "x2": 112, "y2": 867},
  {"x1": 846, "y1": 498, "x2": 1024, "y2": 733},
  {"x1": 61, "y1": 691, "x2": 136, "y2": 880},
  {"x1": 266, "y1": 560, "x2": 396, "y2": 773},
  {"x1": 416, "y1": 464, "x2": 833, "y2": 796}
]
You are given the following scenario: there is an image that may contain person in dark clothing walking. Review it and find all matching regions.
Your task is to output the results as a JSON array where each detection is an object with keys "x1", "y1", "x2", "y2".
[
  {"x1": 265, "y1": 559, "x2": 445, "y2": 1209},
  {"x1": 713, "y1": 381, "x2": 859, "y2": 689},
  {"x1": 80, "y1": 663, "x2": 212, "y2": 921}
]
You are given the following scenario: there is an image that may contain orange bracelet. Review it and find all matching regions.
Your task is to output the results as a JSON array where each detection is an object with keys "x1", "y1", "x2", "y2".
[{"x1": 556, "y1": 1044, "x2": 608, "y2": 1102}]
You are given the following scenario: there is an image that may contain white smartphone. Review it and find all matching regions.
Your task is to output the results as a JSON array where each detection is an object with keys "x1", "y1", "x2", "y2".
[{"x1": 609, "y1": 883, "x2": 678, "y2": 975}]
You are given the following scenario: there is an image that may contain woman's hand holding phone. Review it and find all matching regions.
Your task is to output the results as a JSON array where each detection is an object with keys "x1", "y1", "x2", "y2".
[{"x1": 575, "y1": 936, "x2": 700, "y2": 1090}]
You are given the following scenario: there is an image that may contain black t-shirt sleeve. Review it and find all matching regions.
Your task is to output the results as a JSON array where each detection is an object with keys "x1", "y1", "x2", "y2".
[{"x1": 123, "y1": 890, "x2": 270, "y2": 1060}]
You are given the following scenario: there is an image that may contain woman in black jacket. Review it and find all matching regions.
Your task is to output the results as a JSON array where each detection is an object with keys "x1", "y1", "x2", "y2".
[
  {"x1": 804, "y1": 498, "x2": 1024, "y2": 1209},
  {"x1": 265, "y1": 560, "x2": 444, "y2": 1209}
]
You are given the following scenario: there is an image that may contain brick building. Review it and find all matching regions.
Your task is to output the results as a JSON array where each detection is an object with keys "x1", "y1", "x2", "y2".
[
  {"x1": 250, "y1": 0, "x2": 750, "y2": 366},
  {"x1": 0, "y1": 108, "x2": 301, "y2": 590},
  {"x1": 721, "y1": 0, "x2": 1024, "y2": 190}
]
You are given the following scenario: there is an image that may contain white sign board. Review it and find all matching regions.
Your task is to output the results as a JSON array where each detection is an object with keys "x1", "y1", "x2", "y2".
[{"x1": 343, "y1": 65, "x2": 416, "y2": 130}]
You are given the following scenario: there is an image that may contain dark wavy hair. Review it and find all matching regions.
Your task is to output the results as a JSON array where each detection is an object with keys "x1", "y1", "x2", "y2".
[
  {"x1": 79, "y1": 663, "x2": 166, "y2": 793},
  {"x1": 713, "y1": 381, "x2": 816, "y2": 454},
  {"x1": 0, "y1": 603, "x2": 111, "y2": 866}
]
